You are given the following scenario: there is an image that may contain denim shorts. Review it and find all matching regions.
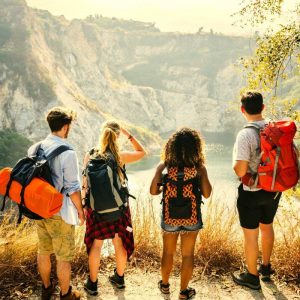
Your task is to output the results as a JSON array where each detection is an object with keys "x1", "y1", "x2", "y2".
[{"x1": 161, "y1": 215, "x2": 203, "y2": 233}]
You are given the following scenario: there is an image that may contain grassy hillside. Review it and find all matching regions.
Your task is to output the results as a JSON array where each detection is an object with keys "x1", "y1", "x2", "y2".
[{"x1": 0, "y1": 130, "x2": 32, "y2": 168}]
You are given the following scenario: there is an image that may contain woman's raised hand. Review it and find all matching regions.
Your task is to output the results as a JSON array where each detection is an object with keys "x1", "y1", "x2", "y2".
[{"x1": 120, "y1": 127, "x2": 130, "y2": 138}]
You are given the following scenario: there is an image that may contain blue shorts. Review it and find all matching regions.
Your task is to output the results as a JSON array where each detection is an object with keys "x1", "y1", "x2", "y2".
[{"x1": 161, "y1": 215, "x2": 203, "y2": 233}]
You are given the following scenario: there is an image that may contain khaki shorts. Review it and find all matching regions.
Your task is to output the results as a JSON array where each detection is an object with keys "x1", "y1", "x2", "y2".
[{"x1": 36, "y1": 216, "x2": 75, "y2": 261}]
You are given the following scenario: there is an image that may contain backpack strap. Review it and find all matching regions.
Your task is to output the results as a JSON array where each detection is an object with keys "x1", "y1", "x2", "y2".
[
  {"x1": 18, "y1": 144, "x2": 72, "y2": 223},
  {"x1": 244, "y1": 122, "x2": 261, "y2": 146},
  {"x1": 241, "y1": 123, "x2": 265, "y2": 189},
  {"x1": 271, "y1": 147, "x2": 281, "y2": 190},
  {"x1": 1, "y1": 142, "x2": 42, "y2": 212},
  {"x1": 177, "y1": 166, "x2": 184, "y2": 202},
  {"x1": 244, "y1": 122, "x2": 262, "y2": 131},
  {"x1": 45, "y1": 145, "x2": 73, "y2": 161},
  {"x1": 1, "y1": 177, "x2": 13, "y2": 211},
  {"x1": 118, "y1": 165, "x2": 128, "y2": 181},
  {"x1": 104, "y1": 153, "x2": 134, "y2": 202},
  {"x1": 89, "y1": 147, "x2": 96, "y2": 156}
]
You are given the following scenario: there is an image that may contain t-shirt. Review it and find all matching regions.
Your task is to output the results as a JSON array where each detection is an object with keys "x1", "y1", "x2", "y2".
[{"x1": 232, "y1": 120, "x2": 267, "y2": 191}]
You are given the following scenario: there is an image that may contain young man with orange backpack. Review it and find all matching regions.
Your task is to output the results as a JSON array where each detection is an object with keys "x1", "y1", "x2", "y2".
[
  {"x1": 27, "y1": 107, "x2": 85, "y2": 300},
  {"x1": 232, "y1": 92, "x2": 299, "y2": 289}
]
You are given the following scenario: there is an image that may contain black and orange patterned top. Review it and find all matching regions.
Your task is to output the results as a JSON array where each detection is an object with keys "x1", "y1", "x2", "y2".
[{"x1": 162, "y1": 166, "x2": 201, "y2": 226}]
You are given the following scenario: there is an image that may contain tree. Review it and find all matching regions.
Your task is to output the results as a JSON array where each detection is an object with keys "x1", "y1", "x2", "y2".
[
  {"x1": 0, "y1": 130, "x2": 32, "y2": 168},
  {"x1": 197, "y1": 26, "x2": 204, "y2": 34},
  {"x1": 236, "y1": 0, "x2": 300, "y2": 121}
]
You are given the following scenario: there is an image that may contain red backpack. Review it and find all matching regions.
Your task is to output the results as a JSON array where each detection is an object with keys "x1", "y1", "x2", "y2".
[{"x1": 242, "y1": 120, "x2": 299, "y2": 192}]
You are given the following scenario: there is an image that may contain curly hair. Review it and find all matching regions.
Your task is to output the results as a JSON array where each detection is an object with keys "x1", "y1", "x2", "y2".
[{"x1": 162, "y1": 127, "x2": 205, "y2": 169}]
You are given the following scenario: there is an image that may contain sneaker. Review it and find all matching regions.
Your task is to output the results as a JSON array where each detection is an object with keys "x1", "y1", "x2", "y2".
[
  {"x1": 109, "y1": 269, "x2": 125, "y2": 289},
  {"x1": 232, "y1": 271, "x2": 261, "y2": 290},
  {"x1": 258, "y1": 263, "x2": 275, "y2": 282},
  {"x1": 60, "y1": 286, "x2": 81, "y2": 300},
  {"x1": 41, "y1": 281, "x2": 55, "y2": 300},
  {"x1": 84, "y1": 277, "x2": 98, "y2": 296}
]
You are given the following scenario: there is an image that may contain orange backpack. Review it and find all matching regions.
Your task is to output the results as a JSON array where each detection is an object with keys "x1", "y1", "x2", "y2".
[
  {"x1": 0, "y1": 143, "x2": 71, "y2": 222},
  {"x1": 162, "y1": 167, "x2": 202, "y2": 226},
  {"x1": 0, "y1": 168, "x2": 63, "y2": 218},
  {"x1": 242, "y1": 121, "x2": 299, "y2": 192}
]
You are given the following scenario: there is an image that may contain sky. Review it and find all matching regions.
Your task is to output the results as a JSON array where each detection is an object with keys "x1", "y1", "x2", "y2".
[{"x1": 26, "y1": 0, "x2": 294, "y2": 36}]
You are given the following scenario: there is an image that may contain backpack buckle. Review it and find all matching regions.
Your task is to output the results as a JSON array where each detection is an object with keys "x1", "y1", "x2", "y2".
[{"x1": 177, "y1": 172, "x2": 184, "y2": 180}]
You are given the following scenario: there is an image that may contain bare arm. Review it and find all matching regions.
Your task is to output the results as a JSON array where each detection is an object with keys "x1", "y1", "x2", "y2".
[
  {"x1": 150, "y1": 162, "x2": 165, "y2": 195},
  {"x1": 199, "y1": 166, "x2": 212, "y2": 199},
  {"x1": 81, "y1": 152, "x2": 90, "y2": 203},
  {"x1": 120, "y1": 128, "x2": 147, "y2": 164},
  {"x1": 233, "y1": 160, "x2": 249, "y2": 178},
  {"x1": 69, "y1": 191, "x2": 85, "y2": 225},
  {"x1": 294, "y1": 143, "x2": 299, "y2": 158}
]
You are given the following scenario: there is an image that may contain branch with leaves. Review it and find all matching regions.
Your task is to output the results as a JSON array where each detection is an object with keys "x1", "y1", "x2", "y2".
[{"x1": 236, "y1": 0, "x2": 300, "y2": 102}]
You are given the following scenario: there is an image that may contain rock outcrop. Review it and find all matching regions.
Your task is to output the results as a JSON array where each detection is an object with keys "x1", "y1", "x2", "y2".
[{"x1": 0, "y1": 0, "x2": 250, "y2": 157}]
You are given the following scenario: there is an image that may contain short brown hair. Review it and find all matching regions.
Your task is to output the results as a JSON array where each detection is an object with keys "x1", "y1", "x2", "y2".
[
  {"x1": 46, "y1": 107, "x2": 76, "y2": 132},
  {"x1": 241, "y1": 92, "x2": 263, "y2": 115}
]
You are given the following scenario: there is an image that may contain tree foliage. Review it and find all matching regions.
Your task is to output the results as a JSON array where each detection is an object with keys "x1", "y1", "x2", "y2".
[
  {"x1": 236, "y1": 0, "x2": 285, "y2": 26},
  {"x1": 236, "y1": 2, "x2": 300, "y2": 201},
  {"x1": 236, "y1": 0, "x2": 300, "y2": 119}
]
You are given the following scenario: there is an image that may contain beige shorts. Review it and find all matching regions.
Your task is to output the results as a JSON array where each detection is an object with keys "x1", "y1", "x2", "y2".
[{"x1": 36, "y1": 216, "x2": 75, "y2": 261}]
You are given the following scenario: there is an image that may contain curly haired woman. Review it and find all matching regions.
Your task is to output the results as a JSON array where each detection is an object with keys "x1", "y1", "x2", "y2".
[{"x1": 150, "y1": 127, "x2": 212, "y2": 300}]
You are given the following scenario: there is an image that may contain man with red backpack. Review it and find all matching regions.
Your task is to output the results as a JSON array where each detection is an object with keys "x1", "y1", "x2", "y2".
[{"x1": 232, "y1": 92, "x2": 299, "y2": 289}]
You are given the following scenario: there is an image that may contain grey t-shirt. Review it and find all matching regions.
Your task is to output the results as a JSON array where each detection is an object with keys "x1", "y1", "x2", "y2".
[{"x1": 232, "y1": 120, "x2": 267, "y2": 191}]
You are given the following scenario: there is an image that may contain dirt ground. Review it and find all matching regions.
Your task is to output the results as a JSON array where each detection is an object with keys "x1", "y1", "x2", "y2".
[{"x1": 23, "y1": 269, "x2": 299, "y2": 300}]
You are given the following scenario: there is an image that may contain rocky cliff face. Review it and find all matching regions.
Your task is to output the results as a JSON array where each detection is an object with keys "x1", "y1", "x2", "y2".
[{"x1": 0, "y1": 0, "x2": 249, "y2": 157}]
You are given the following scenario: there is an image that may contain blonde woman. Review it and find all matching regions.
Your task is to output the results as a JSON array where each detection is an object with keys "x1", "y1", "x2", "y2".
[{"x1": 82, "y1": 121, "x2": 146, "y2": 295}]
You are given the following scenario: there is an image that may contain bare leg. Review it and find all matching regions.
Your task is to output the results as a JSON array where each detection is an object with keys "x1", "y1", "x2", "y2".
[
  {"x1": 112, "y1": 234, "x2": 127, "y2": 276},
  {"x1": 88, "y1": 239, "x2": 104, "y2": 282},
  {"x1": 180, "y1": 231, "x2": 198, "y2": 291},
  {"x1": 161, "y1": 233, "x2": 179, "y2": 285},
  {"x1": 57, "y1": 261, "x2": 71, "y2": 295},
  {"x1": 260, "y1": 223, "x2": 274, "y2": 265},
  {"x1": 37, "y1": 254, "x2": 51, "y2": 288},
  {"x1": 242, "y1": 227, "x2": 259, "y2": 275}
]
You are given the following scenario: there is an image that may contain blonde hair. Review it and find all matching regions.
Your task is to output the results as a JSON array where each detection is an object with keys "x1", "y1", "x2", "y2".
[{"x1": 96, "y1": 120, "x2": 124, "y2": 181}]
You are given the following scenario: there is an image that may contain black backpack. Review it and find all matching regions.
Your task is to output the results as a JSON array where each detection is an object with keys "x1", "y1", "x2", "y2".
[
  {"x1": 161, "y1": 166, "x2": 202, "y2": 227},
  {"x1": 85, "y1": 149, "x2": 135, "y2": 222},
  {"x1": 1, "y1": 142, "x2": 72, "y2": 223}
]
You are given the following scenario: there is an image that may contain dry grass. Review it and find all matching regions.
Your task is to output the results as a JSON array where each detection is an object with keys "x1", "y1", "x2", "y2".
[
  {"x1": 195, "y1": 201, "x2": 242, "y2": 275},
  {"x1": 0, "y1": 195, "x2": 299, "y2": 298},
  {"x1": 130, "y1": 195, "x2": 161, "y2": 269},
  {"x1": 272, "y1": 202, "x2": 300, "y2": 286},
  {"x1": 0, "y1": 212, "x2": 39, "y2": 296}
]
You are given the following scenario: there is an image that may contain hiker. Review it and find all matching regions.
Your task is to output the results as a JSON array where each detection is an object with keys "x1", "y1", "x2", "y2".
[
  {"x1": 82, "y1": 120, "x2": 146, "y2": 296},
  {"x1": 232, "y1": 92, "x2": 283, "y2": 289},
  {"x1": 150, "y1": 128, "x2": 212, "y2": 300},
  {"x1": 28, "y1": 107, "x2": 84, "y2": 300}
]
